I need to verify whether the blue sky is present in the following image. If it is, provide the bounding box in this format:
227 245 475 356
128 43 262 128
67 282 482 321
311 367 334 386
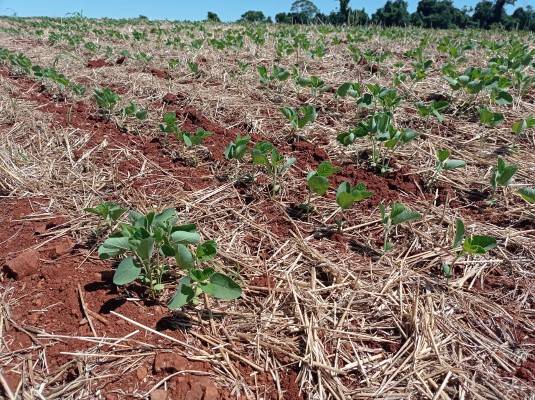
0 0 529 21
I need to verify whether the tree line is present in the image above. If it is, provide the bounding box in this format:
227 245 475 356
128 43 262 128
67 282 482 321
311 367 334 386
207 0 534 31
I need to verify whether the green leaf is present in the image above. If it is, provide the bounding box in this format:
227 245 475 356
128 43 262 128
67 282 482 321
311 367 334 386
517 187 535 204
336 82 352 97
85 201 126 222
336 182 353 209
153 208 177 227
316 161 340 177
512 117 534 135
199 273 242 300
297 106 316 129
390 203 421 225
494 90 513 106
443 159 466 170
437 149 450 163
479 108 504 127
351 182 373 202
512 120 524 134
136 238 154 263
280 107 296 122
171 230 200 244
175 244 195 269
168 277 195 309
98 236 131 259
308 174 329 196
190 268 214 282
113 256 141 285
196 240 217 261
492 157 518 189
463 235 497 255
453 218 465 248
252 141 274 165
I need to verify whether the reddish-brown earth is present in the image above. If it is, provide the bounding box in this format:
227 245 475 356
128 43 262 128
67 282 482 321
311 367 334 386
87 58 110 68
0 197 303 399
1 63 531 399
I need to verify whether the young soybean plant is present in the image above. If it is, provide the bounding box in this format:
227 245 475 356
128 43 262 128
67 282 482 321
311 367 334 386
490 157 518 194
305 161 340 212
335 182 373 231
182 128 213 147
442 219 497 278
224 134 251 161
159 112 212 147
428 149 465 187
252 141 295 195
379 203 421 252
85 201 127 227
94 208 241 307
479 108 504 128
94 87 120 118
159 112 180 145
512 116 535 135
417 100 449 123
121 101 148 121
280 105 316 137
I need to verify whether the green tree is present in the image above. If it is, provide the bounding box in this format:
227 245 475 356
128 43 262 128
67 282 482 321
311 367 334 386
492 0 515 25
349 8 369 25
206 12 221 23
275 12 293 23
290 0 320 22
372 0 411 26
412 0 459 28
240 10 267 23
511 6 535 30
473 0 495 28
340 0 351 22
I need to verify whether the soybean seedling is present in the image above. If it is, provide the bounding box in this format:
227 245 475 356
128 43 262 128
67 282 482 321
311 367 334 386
280 105 316 140
252 141 295 195
168 237 242 309
225 134 251 179
442 218 497 279
94 87 120 119
479 108 504 128
490 157 518 200
417 100 449 123
257 65 290 85
85 201 126 227
224 134 251 161
304 161 340 214
121 101 148 121
159 112 179 146
512 116 534 135
337 112 416 174
335 182 373 232
428 149 465 187
181 128 213 147
336 82 362 99
379 202 421 252
94 208 241 306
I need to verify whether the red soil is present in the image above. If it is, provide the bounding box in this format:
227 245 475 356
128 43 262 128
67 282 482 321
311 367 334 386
149 67 171 79
2 64 529 398
0 68 307 399
0 197 303 399
87 58 110 68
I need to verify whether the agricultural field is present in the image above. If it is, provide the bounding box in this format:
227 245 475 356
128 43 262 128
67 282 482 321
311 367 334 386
0 15 534 400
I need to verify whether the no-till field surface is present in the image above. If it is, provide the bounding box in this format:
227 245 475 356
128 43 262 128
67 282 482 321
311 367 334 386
0 18 534 400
